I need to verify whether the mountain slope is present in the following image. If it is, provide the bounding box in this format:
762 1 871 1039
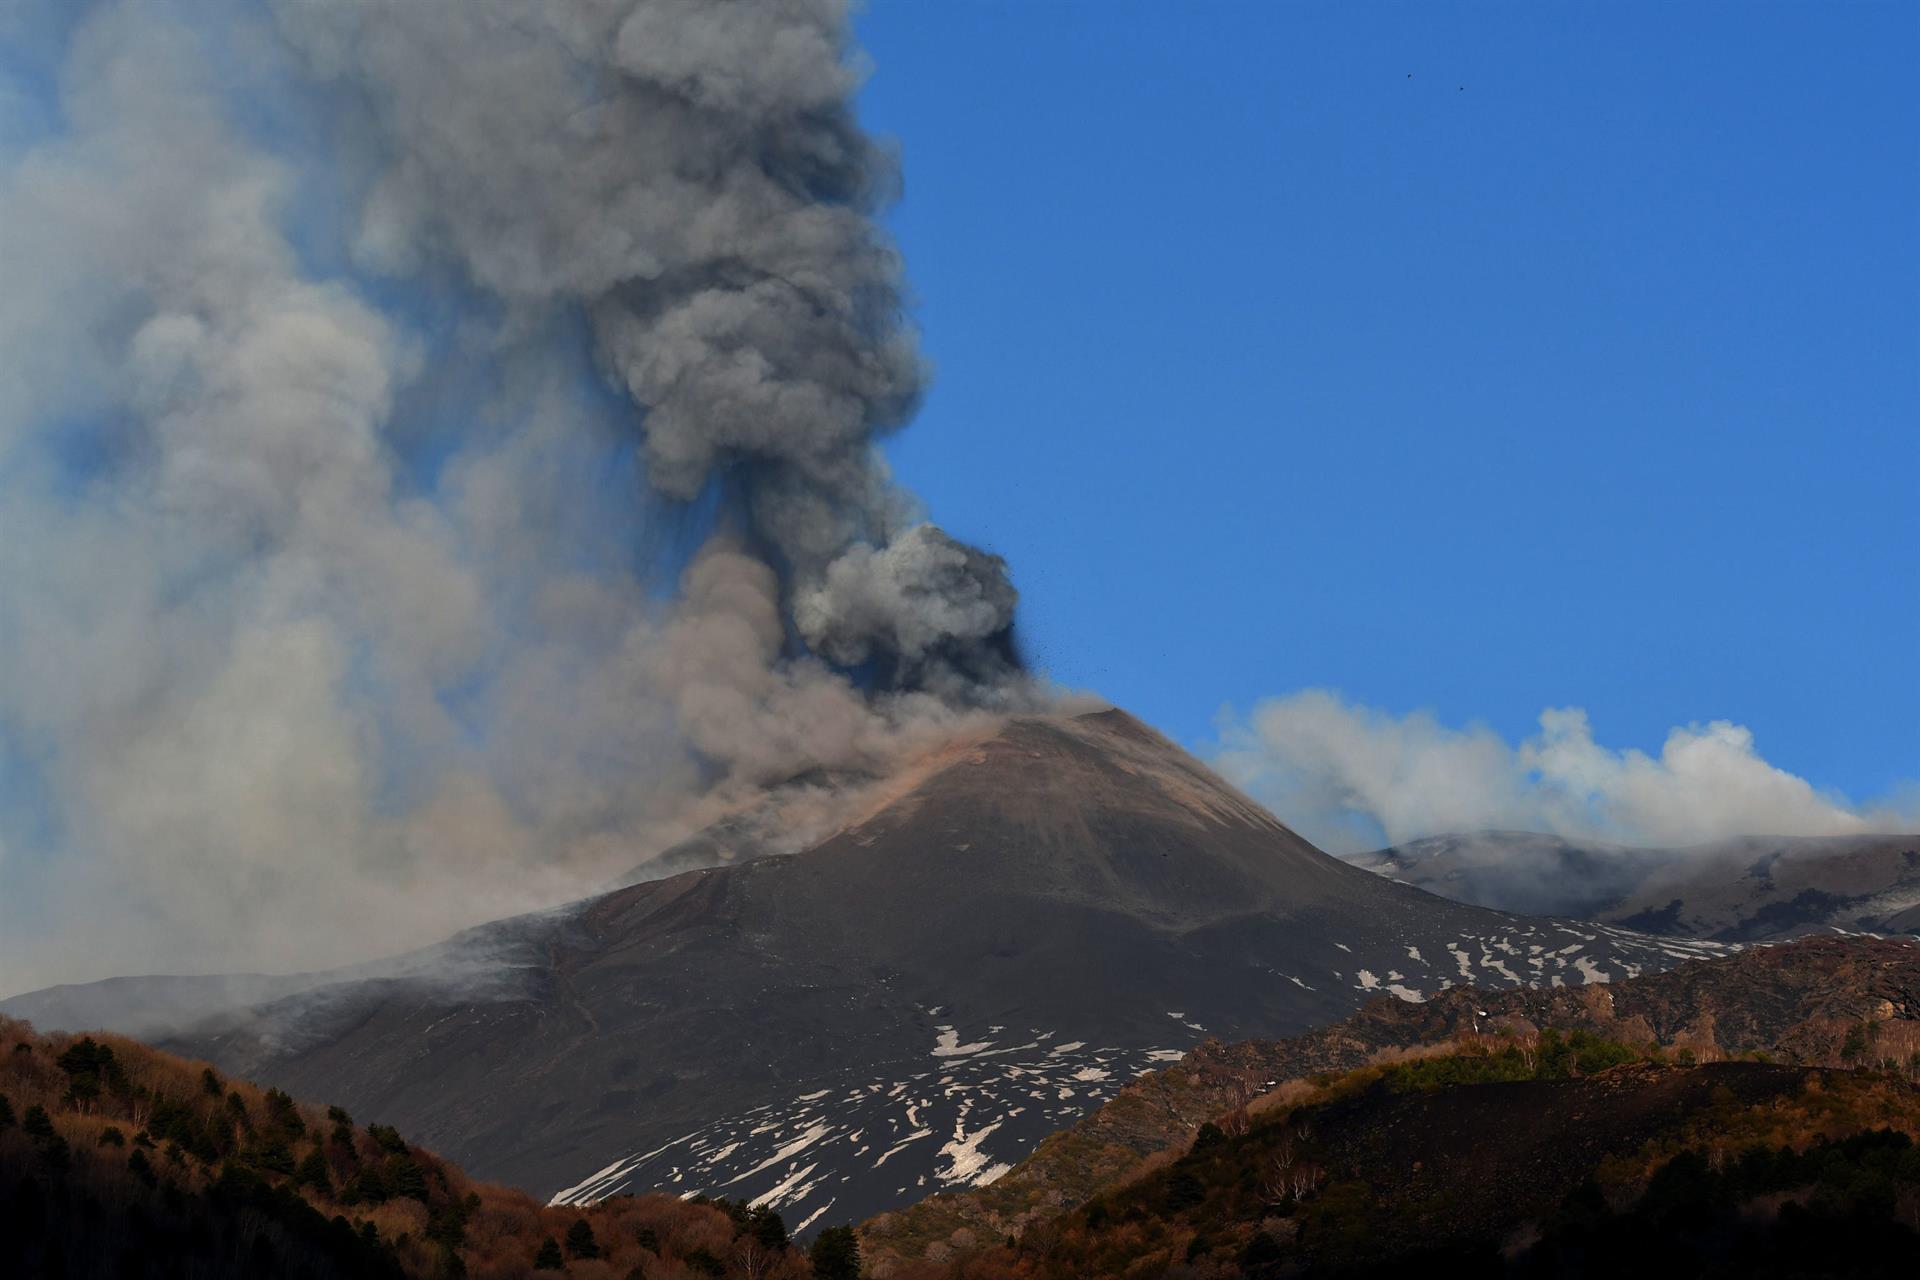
887 1053 1920 1280
6 710 1711 1233
1356 831 1920 939
864 935 1920 1274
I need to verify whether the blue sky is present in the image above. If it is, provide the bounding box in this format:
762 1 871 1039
856 1 1918 805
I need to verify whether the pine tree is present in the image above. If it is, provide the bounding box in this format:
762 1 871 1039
810 1225 861 1280
747 1205 787 1250
565 1218 600 1259
296 1148 333 1194
23 1103 55 1140
534 1236 564 1270
128 1147 158 1187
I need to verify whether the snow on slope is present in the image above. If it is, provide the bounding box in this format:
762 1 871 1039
549 921 1727 1231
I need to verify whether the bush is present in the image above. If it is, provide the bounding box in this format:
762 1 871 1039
1383 1047 1533 1092
1164 1168 1206 1212
1536 1029 1642 1078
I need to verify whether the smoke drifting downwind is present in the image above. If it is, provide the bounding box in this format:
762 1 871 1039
0 0 1040 993
1215 690 1915 856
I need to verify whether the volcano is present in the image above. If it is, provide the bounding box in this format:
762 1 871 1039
4 709 1717 1231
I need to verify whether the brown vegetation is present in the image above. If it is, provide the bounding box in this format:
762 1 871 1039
862 936 1920 1273
0 1016 835 1279
869 1039 1920 1279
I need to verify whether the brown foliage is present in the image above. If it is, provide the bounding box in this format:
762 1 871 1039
0 1016 821 1279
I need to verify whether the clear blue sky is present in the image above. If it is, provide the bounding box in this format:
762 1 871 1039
855 2 1919 802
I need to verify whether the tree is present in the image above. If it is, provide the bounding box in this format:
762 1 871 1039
265 1088 305 1135
23 1103 56 1140
296 1149 333 1194
128 1147 157 1187
201 1067 223 1096
746 1205 787 1250
533 1237 564 1270
565 1218 600 1259
385 1155 430 1203
732 1236 781 1280
811 1225 861 1280
56 1037 125 1108
1192 1122 1226 1151
0 1094 14 1131
368 1123 409 1155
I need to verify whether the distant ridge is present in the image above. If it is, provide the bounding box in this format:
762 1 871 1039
1355 830 1920 939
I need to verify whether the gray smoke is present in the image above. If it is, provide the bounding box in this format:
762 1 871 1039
271 0 1016 673
0 0 1040 994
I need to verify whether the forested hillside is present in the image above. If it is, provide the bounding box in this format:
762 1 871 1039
0 1017 859 1280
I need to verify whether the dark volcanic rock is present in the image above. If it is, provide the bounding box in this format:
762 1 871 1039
3 710 1707 1231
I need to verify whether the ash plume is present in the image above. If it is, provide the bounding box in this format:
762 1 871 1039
0 0 1039 993
270 0 1018 685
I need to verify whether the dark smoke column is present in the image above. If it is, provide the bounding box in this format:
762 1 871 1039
273 0 1019 697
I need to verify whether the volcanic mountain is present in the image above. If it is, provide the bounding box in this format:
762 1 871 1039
3 710 1713 1233
1353 830 1920 940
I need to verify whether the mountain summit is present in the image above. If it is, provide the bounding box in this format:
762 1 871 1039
7 709 1712 1231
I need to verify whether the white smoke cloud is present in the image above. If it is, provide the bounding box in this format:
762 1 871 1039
794 524 1018 669
1214 689 1908 854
